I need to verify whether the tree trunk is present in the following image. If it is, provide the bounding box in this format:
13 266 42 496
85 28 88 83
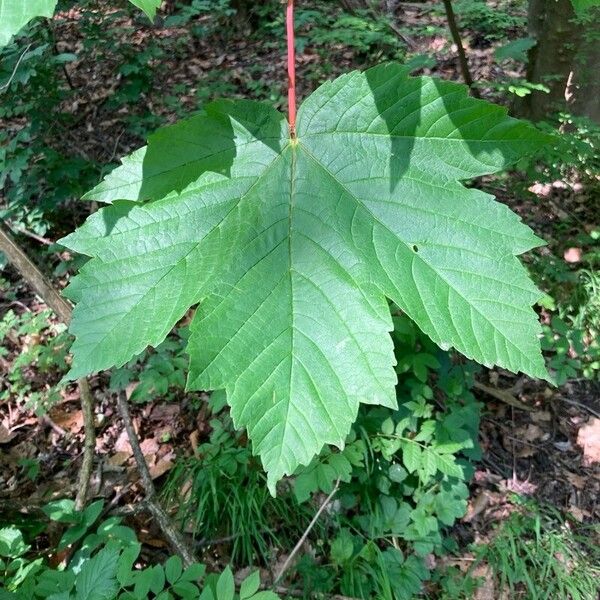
516 0 579 120
567 21 600 123
517 0 599 123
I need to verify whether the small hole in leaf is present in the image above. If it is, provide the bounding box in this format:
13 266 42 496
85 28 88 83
412 245 419 252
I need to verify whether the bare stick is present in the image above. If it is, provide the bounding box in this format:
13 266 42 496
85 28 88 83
0 223 96 510
0 224 73 324
473 381 533 412
6 221 53 246
560 397 600 420
75 378 96 510
41 414 67 436
274 479 340 584
441 0 480 98
115 391 196 566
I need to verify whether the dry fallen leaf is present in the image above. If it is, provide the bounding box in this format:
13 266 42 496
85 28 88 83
0 425 15 444
51 409 83 433
568 506 591 522
114 430 133 454
577 418 600 465
473 564 495 600
566 472 587 489
463 492 489 522
140 438 159 457
523 424 545 442
531 410 552 423
528 182 552 197
149 457 174 480
108 451 131 466
564 247 582 263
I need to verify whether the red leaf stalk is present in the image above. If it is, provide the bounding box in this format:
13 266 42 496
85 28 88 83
286 0 297 139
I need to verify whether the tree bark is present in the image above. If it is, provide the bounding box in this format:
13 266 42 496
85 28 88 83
517 0 599 123
567 18 600 123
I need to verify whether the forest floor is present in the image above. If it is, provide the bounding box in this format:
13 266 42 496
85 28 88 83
1 1 599 598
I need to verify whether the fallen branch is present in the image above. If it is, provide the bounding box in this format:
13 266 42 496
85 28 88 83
473 381 533 411
75 378 96 510
0 224 95 510
0 225 73 324
115 391 196 566
274 479 340 584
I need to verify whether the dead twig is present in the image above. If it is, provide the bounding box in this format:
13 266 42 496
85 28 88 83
473 381 533 411
0 225 73 324
338 0 416 49
559 397 600 420
75 378 96 510
6 221 53 246
0 222 195 564
274 479 340 584
115 391 196 566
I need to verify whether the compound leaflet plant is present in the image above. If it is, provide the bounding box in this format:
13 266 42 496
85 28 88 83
6 1 553 491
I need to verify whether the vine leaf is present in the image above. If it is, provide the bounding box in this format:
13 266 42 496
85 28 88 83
60 64 551 490
0 0 57 48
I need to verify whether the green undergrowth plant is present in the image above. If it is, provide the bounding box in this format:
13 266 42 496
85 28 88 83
291 314 481 599
532 231 600 384
298 7 405 61
163 393 313 566
540 311 600 385
530 114 600 191
461 499 600 599
478 78 549 100
0 21 98 236
0 499 279 600
163 0 237 37
453 0 526 43
0 307 70 412
109 328 190 404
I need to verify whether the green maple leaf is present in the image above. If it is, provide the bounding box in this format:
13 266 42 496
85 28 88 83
60 64 551 490
0 0 58 48
128 0 161 20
